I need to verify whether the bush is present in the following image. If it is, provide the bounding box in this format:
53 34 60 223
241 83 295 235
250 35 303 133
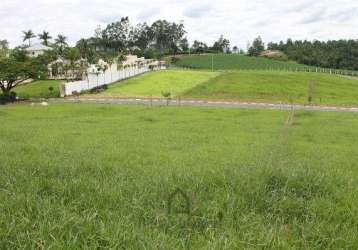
171 57 180 63
90 85 108 94
0 91 17 104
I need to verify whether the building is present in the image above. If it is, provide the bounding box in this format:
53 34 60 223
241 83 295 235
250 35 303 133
25 43 53 57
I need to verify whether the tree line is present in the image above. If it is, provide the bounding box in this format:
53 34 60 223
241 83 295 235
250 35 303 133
76 17 233 62
267 39 358 70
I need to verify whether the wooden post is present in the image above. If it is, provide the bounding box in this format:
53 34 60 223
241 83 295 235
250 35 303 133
211 54 214 72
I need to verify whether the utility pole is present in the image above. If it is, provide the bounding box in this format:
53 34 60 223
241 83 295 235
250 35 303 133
211 54 214 72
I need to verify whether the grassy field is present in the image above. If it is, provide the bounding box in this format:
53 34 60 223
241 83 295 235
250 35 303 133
175 54 316 71
1 103 358 249
89 69 358 106
184 71 358 105
14 80 61 99
91 69 219 97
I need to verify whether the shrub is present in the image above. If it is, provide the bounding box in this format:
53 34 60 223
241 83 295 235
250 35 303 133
171 57 180 63
89 85 108 94
162 91 172 106
0 91 17 104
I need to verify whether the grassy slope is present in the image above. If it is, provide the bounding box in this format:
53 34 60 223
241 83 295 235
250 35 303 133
175 54 313 71
14 80 61 99
184 71 358 105
92 69 219 97
1 104 358 248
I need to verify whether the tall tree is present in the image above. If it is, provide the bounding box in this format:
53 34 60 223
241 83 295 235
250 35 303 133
101 17 131 52
55 35 68 55
150 20 186 53
76 39 91 58
248 36 265 56
38 31 52 46
232 46 239 54
212 35 230 53
22 30 36 46
192 40 208 54
180 38 189 52
130 23 153 50
267 39 358 70
0 40 9 49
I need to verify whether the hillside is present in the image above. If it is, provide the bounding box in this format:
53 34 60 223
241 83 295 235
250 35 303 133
174 54 313 71
87 69 358 106
174 54 358 76
183 71 358 105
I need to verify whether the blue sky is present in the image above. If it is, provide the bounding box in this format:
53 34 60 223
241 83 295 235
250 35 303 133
1 0 357 49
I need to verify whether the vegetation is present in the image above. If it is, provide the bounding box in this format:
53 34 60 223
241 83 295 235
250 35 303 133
38 31 52 46
248 36 265 56
268 39 358 70
175 54 316 71
22 30 36 46
77 18 187 62
87 69 358 106
0 39 9 49
184 71 358 105
90 69 219 97
0 104 358 248
14 80 61 99
0 57 47 103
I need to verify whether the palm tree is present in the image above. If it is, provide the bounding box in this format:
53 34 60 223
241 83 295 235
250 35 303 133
55 34 68 55
22 30 36 46
76 39 89 58
38 31 52 46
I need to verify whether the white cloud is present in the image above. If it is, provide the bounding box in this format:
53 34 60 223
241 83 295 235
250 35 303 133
0 0 357 49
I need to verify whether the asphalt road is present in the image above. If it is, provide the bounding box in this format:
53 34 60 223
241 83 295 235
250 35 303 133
47 97 358 113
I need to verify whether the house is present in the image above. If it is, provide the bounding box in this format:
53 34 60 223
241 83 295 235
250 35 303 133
25 43 53 57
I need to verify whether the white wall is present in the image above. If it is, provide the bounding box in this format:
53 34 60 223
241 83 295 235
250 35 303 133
63 63 166 96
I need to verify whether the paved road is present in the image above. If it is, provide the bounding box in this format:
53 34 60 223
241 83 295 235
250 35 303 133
49 97 358 113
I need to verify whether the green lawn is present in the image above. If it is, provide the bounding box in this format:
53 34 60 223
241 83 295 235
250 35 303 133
1 103 358 249
184 71 358 105
91 69 219 97
14 80 61 99
175 54 316 71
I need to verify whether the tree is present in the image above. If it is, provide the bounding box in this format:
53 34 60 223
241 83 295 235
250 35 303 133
192 40 208 54
23 30 36 46
38 31 52 46
101 17 131 52
266 39 358 70
130 22 153 50
0 58 37 95
64 47 80 66
76 39 90 58
55 35 68 55
212 35 230 53
0 40 9 49
232 46 238 54
55 34 68 47
10 48 29 62
248 36 265 56
0 40 9 59
180 38 189 53
150 20 186 53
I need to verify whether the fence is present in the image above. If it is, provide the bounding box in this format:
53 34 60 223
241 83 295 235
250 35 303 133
62 63 166 96
179 64 358 77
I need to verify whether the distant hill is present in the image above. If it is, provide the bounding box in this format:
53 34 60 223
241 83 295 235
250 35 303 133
174 54 315 71
174 54 358 76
